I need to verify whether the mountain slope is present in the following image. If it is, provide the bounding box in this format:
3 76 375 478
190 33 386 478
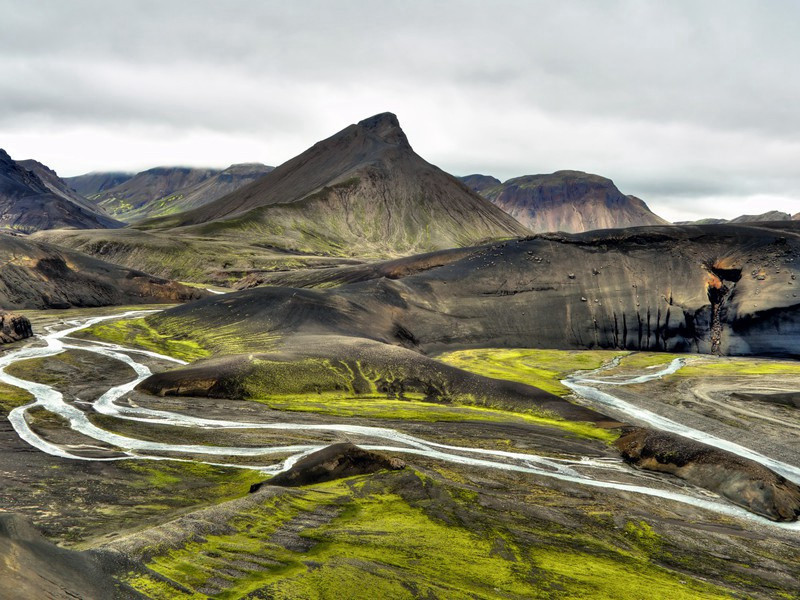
64 171 134 196
476 171 669 234
92 166 221 221
108 163 274 222
0 150 122 232
0 232 207 309
138 113 529 256
17 159 117 218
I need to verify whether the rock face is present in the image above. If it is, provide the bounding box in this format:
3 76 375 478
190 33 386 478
0 311 33 343
152 222 800 358
477 171 669 234
0 513 132 599
89 163 274 222
0 233 209 309
0 149 122 232
250 443 405 492
615 428 800 522
138 112 529 257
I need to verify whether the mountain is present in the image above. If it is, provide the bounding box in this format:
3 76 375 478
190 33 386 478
103 162 274 222
64 171 134 196
459 174 501 194
17 159 117 218
676 210 800 225
730 210 793 223
0 231 207 309
470 170 669 234
138 113 529 256
91 166 221 221
0 150 122 232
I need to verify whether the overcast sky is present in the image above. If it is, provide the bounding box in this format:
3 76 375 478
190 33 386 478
1 0 799 221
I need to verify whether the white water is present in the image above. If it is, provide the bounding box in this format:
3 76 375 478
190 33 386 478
2 311 799 530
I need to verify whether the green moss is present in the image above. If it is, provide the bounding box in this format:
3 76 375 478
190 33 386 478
676 359 800 377
76 317 211 362
126 472 734 600
0 382 34 414
437 348 622 397
251 392 616 441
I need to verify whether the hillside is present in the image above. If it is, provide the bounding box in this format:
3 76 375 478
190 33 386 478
0 150 122 232
137 113 529 256
471 170 669 233
64 171 134 196
149 222 800 358
0 232 207 309
678 211 800 225
91 166 221 221
110 163 274 222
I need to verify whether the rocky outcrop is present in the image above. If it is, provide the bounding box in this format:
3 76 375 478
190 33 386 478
0 311 33 343
250 443 405 491
615 428 800 522
480 171 669 234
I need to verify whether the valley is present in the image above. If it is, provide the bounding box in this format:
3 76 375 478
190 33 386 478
1 308 799 598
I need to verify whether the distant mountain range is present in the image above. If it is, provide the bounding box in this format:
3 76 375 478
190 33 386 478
460 171 669 233
76 163 272 222
65 171 135 196
0 149 122 232
675 210 800 225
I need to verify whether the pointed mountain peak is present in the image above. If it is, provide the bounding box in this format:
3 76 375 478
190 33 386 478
357 112 410 147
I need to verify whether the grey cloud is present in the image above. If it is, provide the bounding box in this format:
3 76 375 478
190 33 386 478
1 0 800 219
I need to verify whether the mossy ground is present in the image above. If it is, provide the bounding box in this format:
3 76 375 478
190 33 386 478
436 348 622 396
0 381 34 413
252 392 616 442
675 358 800 378
75 317 211 362
124 470 736 600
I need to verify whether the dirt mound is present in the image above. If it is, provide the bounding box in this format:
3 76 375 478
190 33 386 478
250 443 405 491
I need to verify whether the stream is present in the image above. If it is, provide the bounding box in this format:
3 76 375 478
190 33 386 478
2 309 799 531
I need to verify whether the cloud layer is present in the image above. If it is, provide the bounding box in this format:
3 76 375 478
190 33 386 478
1 0 799 221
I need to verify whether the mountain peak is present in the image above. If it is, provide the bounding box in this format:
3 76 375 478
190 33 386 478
357 112 409 147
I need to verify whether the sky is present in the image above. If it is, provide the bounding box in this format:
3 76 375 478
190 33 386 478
1 0 799 222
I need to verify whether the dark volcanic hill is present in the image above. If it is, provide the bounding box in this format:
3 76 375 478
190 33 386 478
18 159 117 218
0 150 122 232
109 162 274 222
92 166 221 221
459 174 501 194
0 232 207 309
474 171 669 234
138 113 529 256
64 171 134 196
149 222 800 358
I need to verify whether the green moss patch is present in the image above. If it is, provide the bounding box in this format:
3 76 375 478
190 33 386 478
125 471 734 600
436 348 623 396
0 382 34 413
76 317 211 362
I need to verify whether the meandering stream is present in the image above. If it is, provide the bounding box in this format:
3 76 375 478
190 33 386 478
2 310 799 530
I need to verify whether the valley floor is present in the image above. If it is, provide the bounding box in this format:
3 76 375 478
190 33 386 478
1 308 799 599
